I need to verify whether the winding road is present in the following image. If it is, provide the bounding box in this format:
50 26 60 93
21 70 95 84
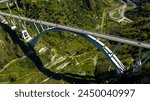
109 0 137 23
0 0 8 3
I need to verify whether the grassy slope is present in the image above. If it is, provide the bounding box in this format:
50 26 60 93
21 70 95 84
0 0 149 84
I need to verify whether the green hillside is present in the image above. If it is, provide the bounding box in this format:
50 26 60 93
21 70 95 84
0 0 150 84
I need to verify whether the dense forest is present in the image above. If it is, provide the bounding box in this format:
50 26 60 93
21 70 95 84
0 0 150 84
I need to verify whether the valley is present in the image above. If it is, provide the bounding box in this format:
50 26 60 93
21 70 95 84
0 0 150 84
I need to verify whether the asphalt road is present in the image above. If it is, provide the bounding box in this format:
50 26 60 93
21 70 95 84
109 0 136 23
0 0 8 3
0 12 150 49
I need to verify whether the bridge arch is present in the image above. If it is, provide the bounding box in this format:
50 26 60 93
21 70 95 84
29 27 125 75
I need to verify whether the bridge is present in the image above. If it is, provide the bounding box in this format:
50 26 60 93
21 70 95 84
0 0 150 75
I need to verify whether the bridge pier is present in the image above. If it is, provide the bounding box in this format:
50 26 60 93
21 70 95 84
21 30 32 42
133 47 142 73
34 22 40 33
4 1 17 30
0 15 8 24
111 43 121 57
133 47 150 73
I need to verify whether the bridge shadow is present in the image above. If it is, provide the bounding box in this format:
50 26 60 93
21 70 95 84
0 23 96 84
1 23 148 84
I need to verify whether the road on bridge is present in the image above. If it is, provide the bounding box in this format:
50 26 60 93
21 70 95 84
0 12 150 49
